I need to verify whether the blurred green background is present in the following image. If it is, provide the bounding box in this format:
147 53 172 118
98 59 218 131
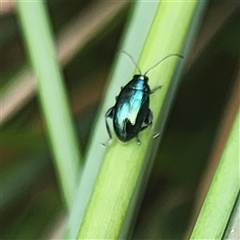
1 1 239 239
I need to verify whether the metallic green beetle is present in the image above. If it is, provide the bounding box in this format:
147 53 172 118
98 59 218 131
103 52 183 145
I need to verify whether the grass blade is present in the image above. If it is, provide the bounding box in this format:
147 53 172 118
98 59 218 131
74 1 206 239
190 107 239 238
64 2 159 238
17 1 81 208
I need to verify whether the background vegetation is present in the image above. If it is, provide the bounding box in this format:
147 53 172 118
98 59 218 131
1 1 239 239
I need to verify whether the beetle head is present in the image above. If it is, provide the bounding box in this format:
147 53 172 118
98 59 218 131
133 74 149 83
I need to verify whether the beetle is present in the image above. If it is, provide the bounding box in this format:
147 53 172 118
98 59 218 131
103 51 183 146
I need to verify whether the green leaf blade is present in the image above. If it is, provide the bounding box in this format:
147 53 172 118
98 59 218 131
17 1 82 209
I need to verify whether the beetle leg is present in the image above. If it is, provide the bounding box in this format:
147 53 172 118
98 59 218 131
135 109 153 145
135 126 147 145
153 132 160 138
140 126 148 131
136 135 141 145
102 107 114 146
144 109 153 127
150 85 163 94
143 109 161 139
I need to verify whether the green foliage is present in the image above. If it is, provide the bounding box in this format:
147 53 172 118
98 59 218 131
190 111 239 239
75 1 203 239
17 1 81 208
1 1 239 239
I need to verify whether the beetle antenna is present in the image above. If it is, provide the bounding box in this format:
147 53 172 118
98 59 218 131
121 50 142 75
144 54 183 76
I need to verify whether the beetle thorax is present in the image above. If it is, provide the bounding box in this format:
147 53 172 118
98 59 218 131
128 74 150 92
